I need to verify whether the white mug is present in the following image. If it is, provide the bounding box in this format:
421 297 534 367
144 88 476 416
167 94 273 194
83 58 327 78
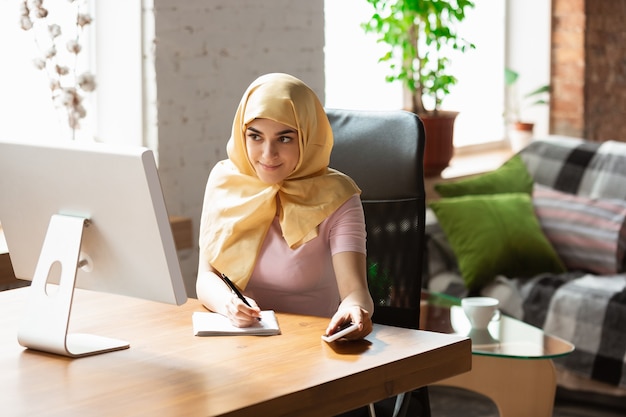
461 297 500 329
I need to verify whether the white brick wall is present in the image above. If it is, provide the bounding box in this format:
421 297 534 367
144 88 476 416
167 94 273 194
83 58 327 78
150 1 325 296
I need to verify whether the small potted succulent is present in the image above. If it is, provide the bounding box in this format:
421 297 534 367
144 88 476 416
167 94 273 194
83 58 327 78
504 67 550 150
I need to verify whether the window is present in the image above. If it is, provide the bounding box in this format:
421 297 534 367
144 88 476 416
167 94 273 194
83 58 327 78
324 0 506 148
92 0 145 147
1 0 96 143
324 1 403 111
0 0 144 147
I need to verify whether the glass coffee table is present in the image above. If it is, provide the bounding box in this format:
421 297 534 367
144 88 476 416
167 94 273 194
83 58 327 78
421 291 574 417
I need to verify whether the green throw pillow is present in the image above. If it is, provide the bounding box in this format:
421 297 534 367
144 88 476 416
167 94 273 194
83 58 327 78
435 155 534 197
429 193 565 291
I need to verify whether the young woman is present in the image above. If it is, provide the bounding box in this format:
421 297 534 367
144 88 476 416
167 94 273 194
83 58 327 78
196 73 373 340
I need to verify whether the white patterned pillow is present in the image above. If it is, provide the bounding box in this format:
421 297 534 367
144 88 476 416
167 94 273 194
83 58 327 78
533 184 626 274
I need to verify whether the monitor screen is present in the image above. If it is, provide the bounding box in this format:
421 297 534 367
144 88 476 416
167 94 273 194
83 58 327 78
0 139 188 357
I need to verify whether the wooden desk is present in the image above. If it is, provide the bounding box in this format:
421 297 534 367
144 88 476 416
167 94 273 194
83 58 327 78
0 288 471 417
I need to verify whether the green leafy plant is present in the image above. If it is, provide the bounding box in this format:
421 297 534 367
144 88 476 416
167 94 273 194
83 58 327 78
504 67 550 124
362 0 475 114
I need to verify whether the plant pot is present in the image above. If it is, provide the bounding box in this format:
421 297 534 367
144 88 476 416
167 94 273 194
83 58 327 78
513 121 534 132
509 121 534 152
419 111 459 177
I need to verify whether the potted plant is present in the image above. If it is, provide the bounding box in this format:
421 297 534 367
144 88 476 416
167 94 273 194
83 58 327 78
504 67 550 151
362 0 475 176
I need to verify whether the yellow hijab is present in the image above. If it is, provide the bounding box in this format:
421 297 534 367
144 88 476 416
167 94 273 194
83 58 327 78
199 73 360 289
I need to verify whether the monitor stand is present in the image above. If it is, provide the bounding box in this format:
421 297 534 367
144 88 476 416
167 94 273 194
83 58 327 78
17 214 130 358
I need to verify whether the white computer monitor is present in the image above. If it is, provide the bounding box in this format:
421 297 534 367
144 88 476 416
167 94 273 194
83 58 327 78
0 139 188 357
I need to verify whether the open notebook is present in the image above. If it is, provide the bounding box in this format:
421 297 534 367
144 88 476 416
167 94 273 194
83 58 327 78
192 310 281 336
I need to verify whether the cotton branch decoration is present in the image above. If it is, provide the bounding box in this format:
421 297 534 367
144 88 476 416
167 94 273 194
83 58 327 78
19 0 95 140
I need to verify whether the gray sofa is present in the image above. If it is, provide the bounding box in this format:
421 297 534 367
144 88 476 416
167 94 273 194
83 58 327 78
426 136 626 407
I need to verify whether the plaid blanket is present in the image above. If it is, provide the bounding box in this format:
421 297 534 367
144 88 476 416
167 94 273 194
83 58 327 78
521 272 626 388
519 135 626 200
518 137 626 388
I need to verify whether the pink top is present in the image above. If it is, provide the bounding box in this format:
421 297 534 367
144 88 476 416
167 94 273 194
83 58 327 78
244 194 366 317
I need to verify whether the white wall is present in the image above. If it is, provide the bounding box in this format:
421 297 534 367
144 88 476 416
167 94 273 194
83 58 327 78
150 0 325 296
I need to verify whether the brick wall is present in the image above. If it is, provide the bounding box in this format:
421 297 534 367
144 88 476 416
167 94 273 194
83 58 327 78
551 0 626 142
149 1 325 295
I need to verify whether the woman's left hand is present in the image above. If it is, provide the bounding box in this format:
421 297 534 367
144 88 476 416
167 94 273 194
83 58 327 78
325 305 373 341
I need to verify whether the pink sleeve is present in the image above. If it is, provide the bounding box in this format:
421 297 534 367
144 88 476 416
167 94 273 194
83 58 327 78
328 194 367 256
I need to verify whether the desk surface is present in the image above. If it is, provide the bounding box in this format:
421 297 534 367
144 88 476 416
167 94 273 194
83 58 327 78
0 287 471 417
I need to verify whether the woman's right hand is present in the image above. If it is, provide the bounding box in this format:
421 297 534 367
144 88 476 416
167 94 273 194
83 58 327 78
196 262 262 327
225 294 262 327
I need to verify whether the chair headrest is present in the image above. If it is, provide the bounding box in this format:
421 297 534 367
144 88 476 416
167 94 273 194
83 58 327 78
326 108 425 201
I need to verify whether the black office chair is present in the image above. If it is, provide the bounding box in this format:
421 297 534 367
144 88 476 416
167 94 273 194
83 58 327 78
327 108 430 417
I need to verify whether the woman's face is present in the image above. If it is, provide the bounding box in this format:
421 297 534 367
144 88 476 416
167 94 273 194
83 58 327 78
245 118 300 184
